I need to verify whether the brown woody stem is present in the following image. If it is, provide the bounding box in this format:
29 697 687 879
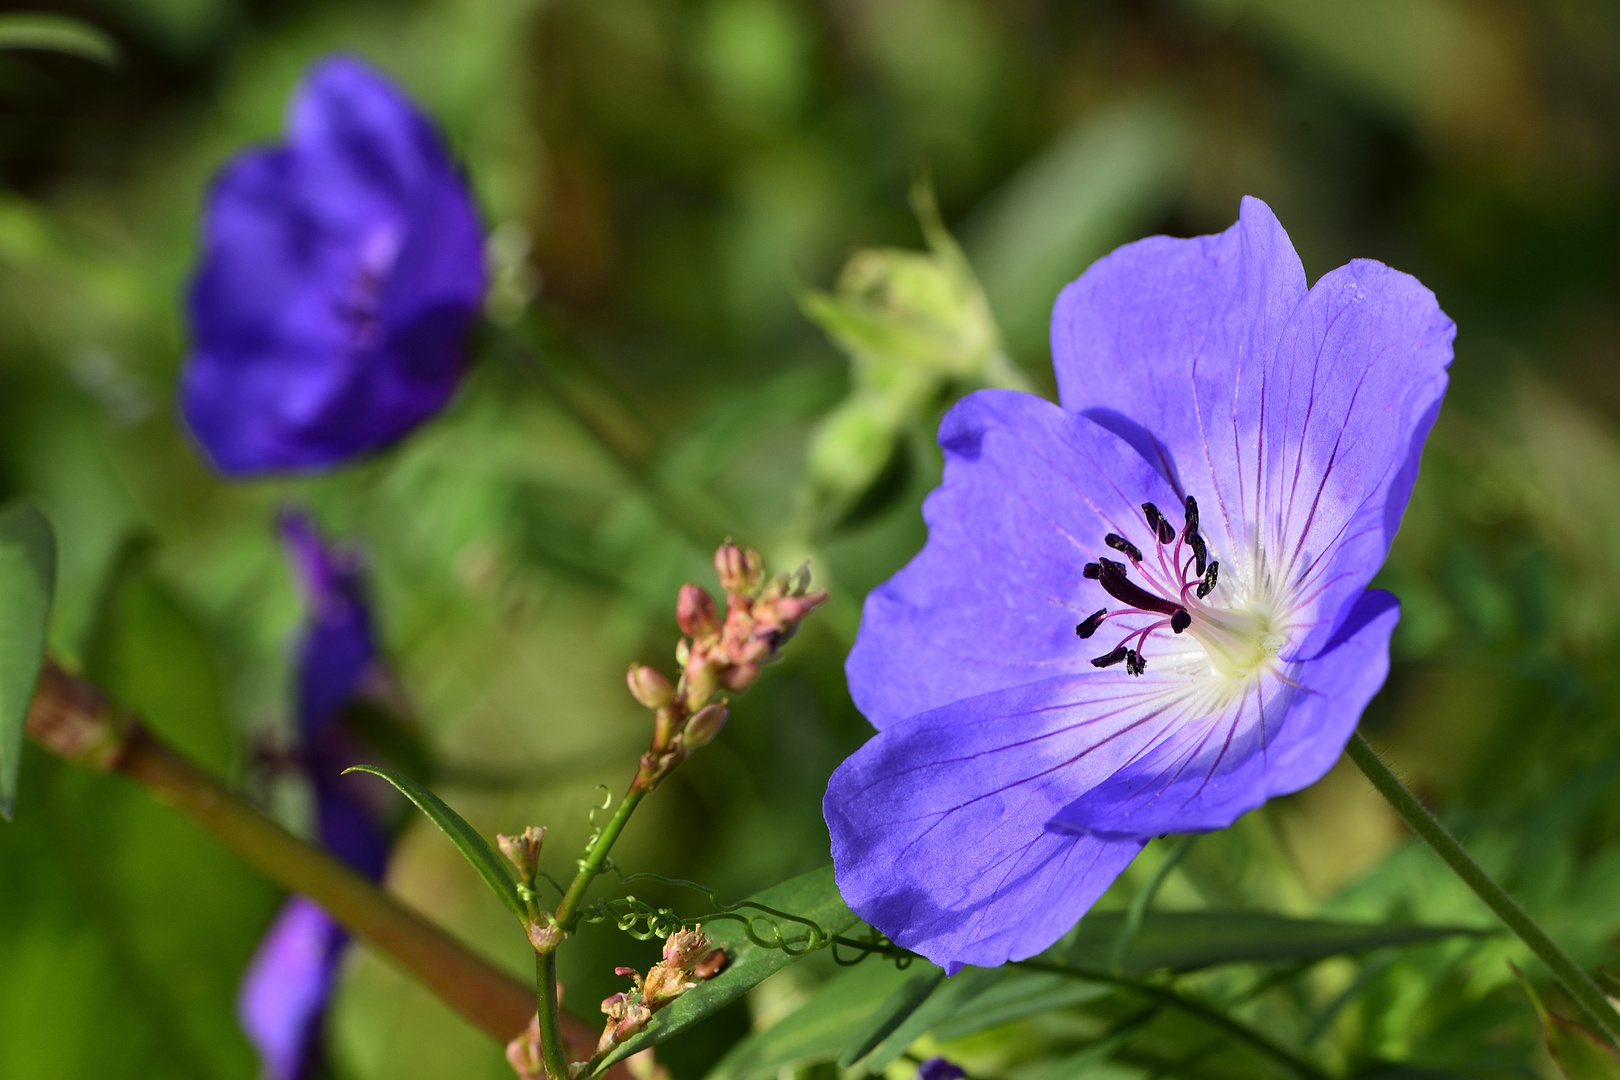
24 659 619 1070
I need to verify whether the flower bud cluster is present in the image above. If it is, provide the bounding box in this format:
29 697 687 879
592 927 725 1062
627 542 827 791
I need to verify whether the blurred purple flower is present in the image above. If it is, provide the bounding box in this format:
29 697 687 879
825 198 1454 972
916 1058 966 1080
239 512 391 1080
181 55 485 476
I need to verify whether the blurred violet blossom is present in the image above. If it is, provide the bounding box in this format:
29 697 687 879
916 1058 966 1080
239 512 391 1080
181 55 485 476
824 198 1455 972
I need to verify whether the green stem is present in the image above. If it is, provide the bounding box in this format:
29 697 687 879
1346 732 1620 1046
528 784 651 1078
537 950 570 1080
554 786 647 931
1012 959 1330 1080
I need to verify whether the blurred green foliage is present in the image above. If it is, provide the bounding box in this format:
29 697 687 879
3 0 1620 1078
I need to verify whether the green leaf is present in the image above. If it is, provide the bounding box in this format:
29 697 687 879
706 961 916 1080
861 966 1002 1071
343 764 525 920
600 864 860 1071
0 502 56 821
928 969 1111 1041
1061 910 1486 975
837 965 946 1067
0 14 119 66
1517 967 1620 1080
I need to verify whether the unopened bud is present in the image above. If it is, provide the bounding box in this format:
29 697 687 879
722 663 759 693
694 948 727 980
715 542 764 595
506 1016 543 1080
676 584 719 638
684 704 728 750
626 664 673 709
683 661 720 710
497 826 546 886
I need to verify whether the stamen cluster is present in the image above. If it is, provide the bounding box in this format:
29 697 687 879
1076 496 1220 676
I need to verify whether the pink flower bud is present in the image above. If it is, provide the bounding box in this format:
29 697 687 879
722 663 759 692
715 542 764 594
694 948 727 980
683 661 721 710
684 703 728 749
676 583 719 638
626 664 674 709
496 826 546 885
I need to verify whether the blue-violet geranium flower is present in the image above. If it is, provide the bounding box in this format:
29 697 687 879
824 198 1455 972
239 512 392 1080
181 55 485 476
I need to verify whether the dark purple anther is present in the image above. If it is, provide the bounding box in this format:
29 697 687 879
1075 608 1108 639
1093 559 1186 619
181 55 486 477
1104 533 1143 562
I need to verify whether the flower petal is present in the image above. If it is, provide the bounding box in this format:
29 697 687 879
1051 195 1306 521
1047 589 1401 840
824 673 1229 969
238 897 347 1080
845 389 1182 729
1251 262 1452 658
1051 196 1452 654
180 56 482 476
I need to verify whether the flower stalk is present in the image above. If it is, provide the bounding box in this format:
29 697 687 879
1346 732 1620 1046
512 541 826 1080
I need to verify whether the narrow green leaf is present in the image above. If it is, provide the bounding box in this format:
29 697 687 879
0 14 119 66
706 961 915 1080
837 965 945 1067
862 966 1002 1071
600 864 860 1071
1063 910 1486 975
0 502 55 821
928 970 1111 1041
344 764 525 920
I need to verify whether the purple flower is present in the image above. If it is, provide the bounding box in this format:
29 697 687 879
916 1058 966 1080
825 198 1454 972
181 55 485 476
240 513 391 1080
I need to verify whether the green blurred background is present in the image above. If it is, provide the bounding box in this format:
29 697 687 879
3 0 1620 1078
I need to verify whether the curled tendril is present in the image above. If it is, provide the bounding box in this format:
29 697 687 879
575 868 923 968
577 786 616 871
577 895 687 941
832 928 915 968
575 869 862 957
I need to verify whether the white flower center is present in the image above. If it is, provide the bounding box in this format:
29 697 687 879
1078 497 1296 687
